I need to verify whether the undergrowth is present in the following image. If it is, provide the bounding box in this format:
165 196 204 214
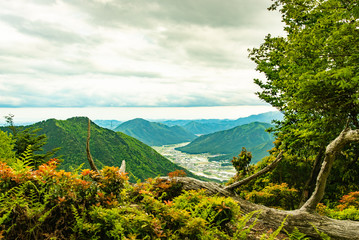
0 159 330 239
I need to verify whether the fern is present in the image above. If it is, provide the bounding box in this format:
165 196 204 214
260 215 289 240
69 162 85 175
10 145 34 172
233 210 260 239
311 224 331 240
285 227 310 240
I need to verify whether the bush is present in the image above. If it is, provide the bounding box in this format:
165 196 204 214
316 192 359 221
245 183 298 210
0 160 260 239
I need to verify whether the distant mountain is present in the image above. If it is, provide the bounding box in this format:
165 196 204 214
176 122 275 163
114 118 197 146
230 111 283 126
182 121 222 136
25 117 197 181
161 111 283 135
94 120 123 130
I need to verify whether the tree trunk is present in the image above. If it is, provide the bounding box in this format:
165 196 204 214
299 148 324 207
300 127 359 212
164 176 359 240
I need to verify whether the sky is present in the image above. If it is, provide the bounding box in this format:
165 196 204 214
0 0 284 123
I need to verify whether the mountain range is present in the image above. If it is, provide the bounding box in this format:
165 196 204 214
94 111 283 135
176 122 275 163
161 111 282 135
114 118 197 146
18 117 198 181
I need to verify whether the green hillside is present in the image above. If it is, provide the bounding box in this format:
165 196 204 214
28 117 197 181
177 122 274 163
114 118 197 146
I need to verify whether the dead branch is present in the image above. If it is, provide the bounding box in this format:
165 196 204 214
224 151 283 191
86 118 100 174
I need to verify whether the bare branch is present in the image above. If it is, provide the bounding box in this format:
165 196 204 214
86 118 100 174
224 151 283 191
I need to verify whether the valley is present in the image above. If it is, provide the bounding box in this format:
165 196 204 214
153 143 236 182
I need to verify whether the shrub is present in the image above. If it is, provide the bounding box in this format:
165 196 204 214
245 183 298 209
0 160 261 239
316 192 359 221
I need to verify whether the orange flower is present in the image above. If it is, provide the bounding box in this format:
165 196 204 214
81 169 91 176
164 200 173 206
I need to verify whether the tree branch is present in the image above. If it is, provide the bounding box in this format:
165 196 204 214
86 118 100 174
224 151 283 191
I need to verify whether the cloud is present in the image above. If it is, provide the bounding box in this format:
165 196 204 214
0 0 284 108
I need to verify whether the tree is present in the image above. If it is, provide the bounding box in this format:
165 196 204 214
249 0 359 211
4 115 59 168
231 147 252 176
0 130 16 162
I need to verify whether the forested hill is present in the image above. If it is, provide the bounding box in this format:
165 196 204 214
177 122 275 163
114 118 197 146
26 117 197 180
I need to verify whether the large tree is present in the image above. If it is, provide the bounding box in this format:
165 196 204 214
249 0 359 211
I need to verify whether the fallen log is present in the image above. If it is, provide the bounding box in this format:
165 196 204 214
162 176 359 240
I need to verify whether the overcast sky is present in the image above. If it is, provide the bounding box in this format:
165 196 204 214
0 0 284 122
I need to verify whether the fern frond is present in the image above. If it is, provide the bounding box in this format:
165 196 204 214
11 145 34 171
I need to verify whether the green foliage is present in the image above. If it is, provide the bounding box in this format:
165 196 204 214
249 0 359 208
245 183 298 210
232 147 252 175
312 225 331 240
0 153 337 239
227 151 307 210
285 227 310 240
2 115 59 168
0 157 265 240
0 130 15 162
172 189 240 228
260 216 288 240
316 192 359 221
177 122 275 163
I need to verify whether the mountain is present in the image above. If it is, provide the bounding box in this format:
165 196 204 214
182 121 222 135
161 111 283 135
114 118 197 146
230 111 283 127
176 122 275 163
25 117 197 181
